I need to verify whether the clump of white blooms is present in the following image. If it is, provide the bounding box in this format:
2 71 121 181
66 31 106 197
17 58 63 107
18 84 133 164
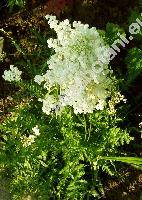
2 65 22 82
35 15 116 114
21 125 40 147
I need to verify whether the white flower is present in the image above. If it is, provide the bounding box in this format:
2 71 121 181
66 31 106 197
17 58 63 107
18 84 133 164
21 126 40 147
32 125 40 136
21 135 36 147
36 16 116 115
139 122 142 128
22 195 32 200
34 75 45 85
28 135 36 142
95 99 105 110
2 65 22 82
40 95 58 115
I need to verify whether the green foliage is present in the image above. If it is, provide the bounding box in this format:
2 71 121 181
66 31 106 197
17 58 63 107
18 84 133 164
102 157 142 170
8 0 25 11
0 101 133 199
139 0 142 8
125 48 142 83
128 9 142 40
105 23 126 45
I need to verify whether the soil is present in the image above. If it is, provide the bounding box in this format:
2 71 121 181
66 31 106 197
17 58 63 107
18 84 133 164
101 167 142 200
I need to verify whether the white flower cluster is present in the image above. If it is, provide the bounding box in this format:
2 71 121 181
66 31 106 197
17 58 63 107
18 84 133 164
108 92 127 114
2 65 22 82
21 125 40 147
35 15 114 114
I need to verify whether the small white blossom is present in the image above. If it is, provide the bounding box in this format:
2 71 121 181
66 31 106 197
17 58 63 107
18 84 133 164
40 95 58 115
139 122 142 128
22 195 32 200
21 135 36 147
32 125 40 136
96 99 105 110
21 126 40 147
34 75 45 85
0 52 6 61
2 65 22 82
